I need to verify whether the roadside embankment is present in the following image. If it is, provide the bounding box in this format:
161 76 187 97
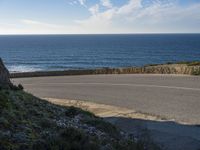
10 63 200 78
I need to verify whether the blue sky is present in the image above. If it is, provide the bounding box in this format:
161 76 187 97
0 0 200 34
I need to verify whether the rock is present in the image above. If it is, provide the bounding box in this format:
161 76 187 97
0 58 12 87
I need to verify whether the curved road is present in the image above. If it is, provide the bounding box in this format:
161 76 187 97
13 74 200 124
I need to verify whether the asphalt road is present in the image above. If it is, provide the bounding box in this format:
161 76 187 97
13 74 200 124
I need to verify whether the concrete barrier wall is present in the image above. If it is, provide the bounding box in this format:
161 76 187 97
10 64 200 78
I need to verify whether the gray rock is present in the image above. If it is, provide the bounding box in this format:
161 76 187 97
0 58 11 87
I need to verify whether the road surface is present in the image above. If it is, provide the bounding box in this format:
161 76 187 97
13 74 200 124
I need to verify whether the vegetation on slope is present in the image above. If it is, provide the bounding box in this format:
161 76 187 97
0 87 160 150
147 61 200 66
176 61 200 66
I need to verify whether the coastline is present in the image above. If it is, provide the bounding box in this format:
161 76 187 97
10 62 200 78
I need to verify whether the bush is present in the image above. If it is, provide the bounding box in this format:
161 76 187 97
10 84 24 91
60 127 85 142
187 61 200 66
192 70 200 75
18 84 24 90
39 119 53 129
32 128 100 150
65 106 95 118
0 92 9 111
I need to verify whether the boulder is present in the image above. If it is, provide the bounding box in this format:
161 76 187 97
0 58 12 87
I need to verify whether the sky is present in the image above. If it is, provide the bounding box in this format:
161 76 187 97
0 0 200 34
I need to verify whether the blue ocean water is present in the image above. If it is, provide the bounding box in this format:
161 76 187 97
0 34 200 72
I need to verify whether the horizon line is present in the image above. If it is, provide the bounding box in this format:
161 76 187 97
0 33 200 36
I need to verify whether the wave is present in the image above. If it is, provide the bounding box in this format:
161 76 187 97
8 65 43 73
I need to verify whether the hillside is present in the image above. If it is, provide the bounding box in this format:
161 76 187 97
1 88 163 150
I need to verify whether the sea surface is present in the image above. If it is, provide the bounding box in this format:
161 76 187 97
0 34 200 72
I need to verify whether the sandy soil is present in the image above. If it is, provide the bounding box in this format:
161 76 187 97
45 98 165 122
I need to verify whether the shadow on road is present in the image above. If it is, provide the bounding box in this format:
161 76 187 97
105 117 200 150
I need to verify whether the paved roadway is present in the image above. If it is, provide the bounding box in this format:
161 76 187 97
13 74 200 124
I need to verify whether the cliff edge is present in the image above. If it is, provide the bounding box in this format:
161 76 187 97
0 58 12 87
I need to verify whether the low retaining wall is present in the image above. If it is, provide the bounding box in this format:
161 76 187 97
10 64 200 78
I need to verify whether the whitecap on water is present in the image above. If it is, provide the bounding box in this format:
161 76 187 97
8 65 43 73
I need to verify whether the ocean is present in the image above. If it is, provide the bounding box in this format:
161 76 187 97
0 34 200 72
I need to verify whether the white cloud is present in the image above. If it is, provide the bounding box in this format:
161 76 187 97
117 0 141 15
89 4 99 15
1 0 200 34
100 0 112 8
68 1 78 6
78 0 86 6
68 0 86 7
21 19 62 28
75 0 200 33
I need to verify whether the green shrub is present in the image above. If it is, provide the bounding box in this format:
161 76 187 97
176 61 200 66
65 106 80 117
32 128 100 150
166 62 173 65
39 119 54 129
59 128 99 150
10 84 24 91
187 61 200 66
0 140 13 150
0 117 10 128
192 70 200 75
60 127 85 142
65 106 95 118
0 92 9 111
18 84 24 90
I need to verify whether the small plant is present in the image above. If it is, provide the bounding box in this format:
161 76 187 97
176 61 200 66
10 84 24 91
192 70 200 75
60 127 85 142
18 84 24 90
65 106 80 117
0 92 9 111
32 128 100 150
166 62 173 64
187 61 200 66
39 119 53 128
65 106 95 118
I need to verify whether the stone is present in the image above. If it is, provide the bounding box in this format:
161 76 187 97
0 58 12 87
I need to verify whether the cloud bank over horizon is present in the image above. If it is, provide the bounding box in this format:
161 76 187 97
0 0 200 34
